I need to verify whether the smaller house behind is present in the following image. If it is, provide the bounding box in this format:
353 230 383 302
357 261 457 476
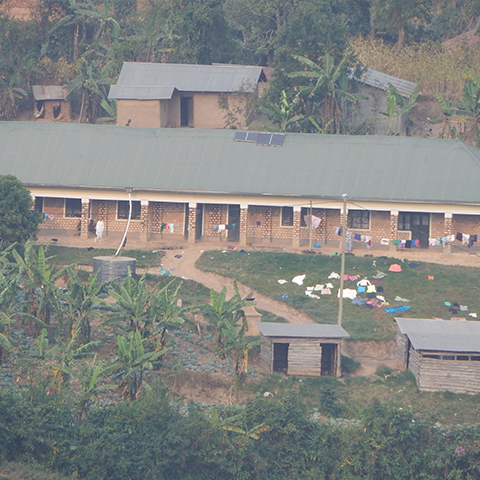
32 85 71 122
256 323 350 377
395 318 480 393
108 62 267 129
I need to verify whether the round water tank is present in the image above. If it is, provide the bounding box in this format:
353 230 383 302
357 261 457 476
93 256 136 284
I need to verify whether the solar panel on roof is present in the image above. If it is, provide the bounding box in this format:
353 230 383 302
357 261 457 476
234 131 247 142
245 132 259 143
271 134 285 147
257 132 272 146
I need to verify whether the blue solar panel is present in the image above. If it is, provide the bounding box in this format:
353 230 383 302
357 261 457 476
271 134 285 147
234 131 247 141
245 132 260 143
257 132 272 146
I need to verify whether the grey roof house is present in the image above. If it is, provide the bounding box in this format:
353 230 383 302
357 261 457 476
108 62 267 129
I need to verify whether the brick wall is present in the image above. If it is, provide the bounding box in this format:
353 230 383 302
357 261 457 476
117 99 160 128
149 202 186 235
39 197 81 230
203 204 228 240
451 214 480 246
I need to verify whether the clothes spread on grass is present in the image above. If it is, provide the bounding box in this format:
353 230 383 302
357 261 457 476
384 305 411 314
388 264 402 272
292 274 306 286
395 296 410 303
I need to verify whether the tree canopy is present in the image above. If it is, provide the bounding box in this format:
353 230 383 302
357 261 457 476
0 175 41 247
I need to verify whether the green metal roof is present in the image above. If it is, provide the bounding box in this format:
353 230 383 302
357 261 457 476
1 122 480 204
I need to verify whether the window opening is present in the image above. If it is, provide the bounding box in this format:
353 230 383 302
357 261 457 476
65 198 82 218
118 200 141 220
35 197 44 213
348 210 370 229
281 206 293 226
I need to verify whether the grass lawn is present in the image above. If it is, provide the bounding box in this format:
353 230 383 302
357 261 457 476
38 245 165 269
196 251 480 341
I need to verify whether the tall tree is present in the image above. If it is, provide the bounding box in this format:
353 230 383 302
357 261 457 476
371 0 432 47
0 176 41 248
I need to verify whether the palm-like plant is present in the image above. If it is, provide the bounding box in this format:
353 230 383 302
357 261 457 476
12 242 68 328
201 282 254 353
289 53 357 133
112 331 167 401
432 92 457 139
217 318 264 379
0 69 27 120
59 267 108 344
382 81 421 135
260 90 304 132
57 353 115 421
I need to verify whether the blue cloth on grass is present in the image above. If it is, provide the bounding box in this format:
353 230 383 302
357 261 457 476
384 305 411 314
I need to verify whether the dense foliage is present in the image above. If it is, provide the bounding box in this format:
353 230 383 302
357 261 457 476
1 0 480 133
1 386 480 480
0 175 41 247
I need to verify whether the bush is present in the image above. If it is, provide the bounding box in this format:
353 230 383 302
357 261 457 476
375 365 393 378
341 355 360 375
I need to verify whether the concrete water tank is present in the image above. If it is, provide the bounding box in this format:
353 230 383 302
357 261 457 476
93 256 136 284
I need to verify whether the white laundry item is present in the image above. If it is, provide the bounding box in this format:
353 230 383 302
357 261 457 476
325 283 334 289
306 286 314 291
376 295 385 302
277 279 288 285
314 284 324 291
357 278 371 287
168 224 174 233
218 224 226 231
292 274 306 286
328 271 340 280
321 288 331 295
95 220 104 241
337 288 357 300
469 313 477 318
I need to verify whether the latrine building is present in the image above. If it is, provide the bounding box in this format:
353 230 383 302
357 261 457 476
1 122 480 253
257 323 349 377
395 318 480 393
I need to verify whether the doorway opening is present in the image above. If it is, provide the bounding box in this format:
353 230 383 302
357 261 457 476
195 203 204 240
180 97 193 127
228 204 240 242
273 343 288 373
320 343 337 376
399 212 430 248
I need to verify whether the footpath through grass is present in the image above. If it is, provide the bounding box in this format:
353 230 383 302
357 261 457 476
196 251 480 341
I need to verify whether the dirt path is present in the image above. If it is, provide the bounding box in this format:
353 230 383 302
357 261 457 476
160 248 316 324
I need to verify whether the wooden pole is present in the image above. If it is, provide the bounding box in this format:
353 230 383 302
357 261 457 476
337 194 348 326
309 200 313 250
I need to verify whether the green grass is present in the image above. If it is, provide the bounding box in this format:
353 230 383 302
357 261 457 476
196 251 480 341
39 245 165 269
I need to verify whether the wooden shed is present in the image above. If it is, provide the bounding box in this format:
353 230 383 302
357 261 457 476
395 318 480 393
256 323 349 377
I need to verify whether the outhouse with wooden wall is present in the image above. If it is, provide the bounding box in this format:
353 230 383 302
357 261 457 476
256 323 349 377
395 318 480 393
33 85 71 122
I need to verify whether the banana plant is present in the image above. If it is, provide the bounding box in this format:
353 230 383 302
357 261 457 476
382 81 421 135
112 331 168 401
201 282 254 353
57 353 116 421
59 267 108 344
217 318 264 379
11 241 69 326
432 92 457 139
209 407 269 439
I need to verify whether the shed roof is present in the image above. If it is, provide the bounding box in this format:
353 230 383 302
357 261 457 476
2 123 480 205
32 86 68 100
355 68 417 98
395 318 480 353
109 63 265 100
256 322 349 338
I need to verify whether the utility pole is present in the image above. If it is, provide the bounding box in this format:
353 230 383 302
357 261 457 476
308 200 313 250
337 194 348 326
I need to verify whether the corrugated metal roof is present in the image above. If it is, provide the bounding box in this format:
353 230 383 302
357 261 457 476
356 68 417 98
32 85 68 100
1 123 480 204
108 85 175 100
109 63 264 100
395 318 480 353
256 322 349 338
